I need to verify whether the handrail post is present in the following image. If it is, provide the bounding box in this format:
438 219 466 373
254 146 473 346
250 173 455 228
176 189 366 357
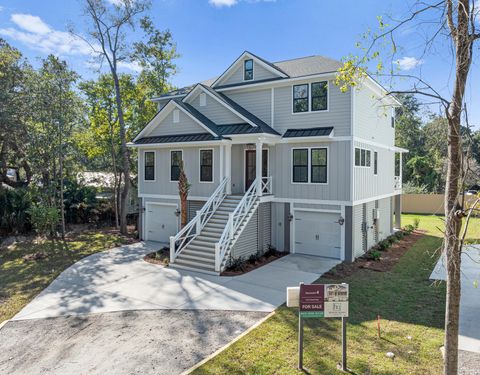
215 243 220 272
195 210 201 235
169 236 175 263
229 212 234 239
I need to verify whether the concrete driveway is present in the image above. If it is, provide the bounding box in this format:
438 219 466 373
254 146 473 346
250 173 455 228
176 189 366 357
430 244 480 353
13 241 340 320
1 242 339 375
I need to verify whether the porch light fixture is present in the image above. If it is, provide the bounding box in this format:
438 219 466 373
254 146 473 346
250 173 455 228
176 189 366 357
337 216 345 226
287 213 294 222
174 208 181 217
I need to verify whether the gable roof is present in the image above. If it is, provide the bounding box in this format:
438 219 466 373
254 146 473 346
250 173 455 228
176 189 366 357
210 51 289 88
132 99 218 142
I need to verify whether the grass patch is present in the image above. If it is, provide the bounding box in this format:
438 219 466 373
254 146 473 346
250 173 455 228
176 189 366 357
0 230 135 322
193 216 450 375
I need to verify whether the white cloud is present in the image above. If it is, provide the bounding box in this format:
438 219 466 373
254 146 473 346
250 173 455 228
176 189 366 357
118 60 142 72
11 14 51 34
209 0 275 7
395 56 424 71
209 0 237 6
0 13 141 73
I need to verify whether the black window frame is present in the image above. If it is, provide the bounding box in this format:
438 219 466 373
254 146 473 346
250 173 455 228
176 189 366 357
244 59 253 81
293 84 309 113
292 148 309 183
366 150 371 167
311 148 328 184
374 151 378 175
199 149 213 182
170 150 182 182
311 81 328 111
355 148 361 166
144 151 155 181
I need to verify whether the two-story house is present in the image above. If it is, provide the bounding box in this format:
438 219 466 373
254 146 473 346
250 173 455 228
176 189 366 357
129 51 406 274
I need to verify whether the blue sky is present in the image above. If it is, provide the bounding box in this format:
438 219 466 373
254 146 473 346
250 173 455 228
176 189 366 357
0 0 478 127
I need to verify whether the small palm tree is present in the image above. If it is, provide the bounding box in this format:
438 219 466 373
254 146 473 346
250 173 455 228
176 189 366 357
178 160 190 228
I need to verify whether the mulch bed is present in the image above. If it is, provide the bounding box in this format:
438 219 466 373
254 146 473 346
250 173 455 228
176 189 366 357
323 230 425 279
144 247 170 266
221 251 289 276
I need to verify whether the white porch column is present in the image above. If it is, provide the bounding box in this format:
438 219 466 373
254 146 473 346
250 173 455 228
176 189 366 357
256 141 263 196
225 143 232 194
399 152 403 187
219 145 224 183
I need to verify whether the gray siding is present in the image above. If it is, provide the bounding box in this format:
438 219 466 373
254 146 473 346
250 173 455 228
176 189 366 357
218 59 279 87
188 91 243 125
258 202 272 252
138 146 220 198
353 140 395 201
148 108 205 137
365 200 376 250
377 197 392 240
187 200 206 222
273 80 351 136
225 88 272 126
353 83 394 146
272 141 351 202
352 204 364 258
271 202 286 251
230 209 259 259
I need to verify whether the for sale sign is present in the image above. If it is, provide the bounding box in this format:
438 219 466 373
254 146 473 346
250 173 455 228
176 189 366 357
299 284 325 318
298 284 349 318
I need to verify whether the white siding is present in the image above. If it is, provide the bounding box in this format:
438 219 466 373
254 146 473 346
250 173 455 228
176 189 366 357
353 140 395 201
353 83 394 146
377 197 392 240
230 209 259 259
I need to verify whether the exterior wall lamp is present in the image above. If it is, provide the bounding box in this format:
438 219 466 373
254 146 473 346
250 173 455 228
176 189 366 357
287 213 294 222
174 208 181 217
337 217 345 226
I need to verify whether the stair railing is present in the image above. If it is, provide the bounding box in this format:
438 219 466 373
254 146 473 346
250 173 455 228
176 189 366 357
170 177 229 263
214 178 259 272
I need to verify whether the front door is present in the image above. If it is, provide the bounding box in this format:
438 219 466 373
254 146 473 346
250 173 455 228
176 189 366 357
245 149 268 191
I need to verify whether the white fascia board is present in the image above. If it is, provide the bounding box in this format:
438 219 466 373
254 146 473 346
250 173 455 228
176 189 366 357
280 134 334 144
133 100 217 142
391 146 409 153
129 140 230 149
227 133 281 144
363 75 402 107
150 94 185 102
211 51 288 88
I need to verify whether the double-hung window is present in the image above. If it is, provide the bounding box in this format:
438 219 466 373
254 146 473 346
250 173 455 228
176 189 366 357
200 149 213 182
292 149 308 182
292 148 328 183
355 147 373 168
311 148 327 183
144 151 155 181
293 84 309 113
170 150 182 181
244 59 253 81
311 81 328 111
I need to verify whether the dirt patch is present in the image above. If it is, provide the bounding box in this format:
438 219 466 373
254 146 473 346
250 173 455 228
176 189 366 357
144 247 170 266
23 252 48 262
323 231 424 279
221 251 289 276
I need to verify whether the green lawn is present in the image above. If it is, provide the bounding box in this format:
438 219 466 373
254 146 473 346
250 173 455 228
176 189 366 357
403 213 480 243
0 230 135 322
193 215 457 375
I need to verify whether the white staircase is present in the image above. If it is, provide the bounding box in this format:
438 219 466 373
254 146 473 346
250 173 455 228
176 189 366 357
172 195 244 273
169 177 262 275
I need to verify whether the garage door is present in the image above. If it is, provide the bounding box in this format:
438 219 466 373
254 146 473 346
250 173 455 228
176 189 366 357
145 204 178 243
294 211 341 258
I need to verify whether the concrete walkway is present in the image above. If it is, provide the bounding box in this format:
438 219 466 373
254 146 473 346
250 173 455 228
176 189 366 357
430 244 480 354
13 241 340 320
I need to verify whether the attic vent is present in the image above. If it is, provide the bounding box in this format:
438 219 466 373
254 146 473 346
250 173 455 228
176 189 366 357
173 109 180 123
200 93 206 107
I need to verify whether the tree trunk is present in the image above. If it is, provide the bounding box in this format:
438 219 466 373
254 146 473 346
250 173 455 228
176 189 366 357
443 2 472 373
112 70 130 235
110 123 120 229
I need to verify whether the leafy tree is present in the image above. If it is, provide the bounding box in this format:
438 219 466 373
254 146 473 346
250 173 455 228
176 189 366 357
405 155 440 192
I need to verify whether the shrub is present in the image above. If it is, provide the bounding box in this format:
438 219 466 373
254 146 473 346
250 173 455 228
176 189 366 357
27 205 59 237
367 250 381 261
226 256 246 271
386 236 397 245
413 218 420 230
394 231 405 240
378 240 390 251
0 187 32 234
404 224 415 233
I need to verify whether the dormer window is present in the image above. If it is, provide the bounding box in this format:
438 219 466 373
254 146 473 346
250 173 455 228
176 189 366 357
244 59 253 81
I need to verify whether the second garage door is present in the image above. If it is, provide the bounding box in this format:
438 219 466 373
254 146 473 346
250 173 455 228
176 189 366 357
145 203 178 243
294 210 341 259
